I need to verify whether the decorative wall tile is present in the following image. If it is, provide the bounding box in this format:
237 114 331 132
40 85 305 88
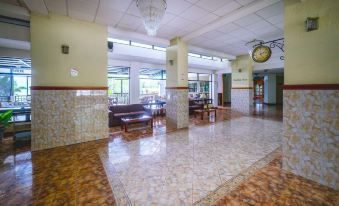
31 90 108 151
165 89 189 128
231 89 253 114
283 90 339 190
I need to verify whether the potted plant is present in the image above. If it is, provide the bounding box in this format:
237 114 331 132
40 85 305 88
0 110 13 141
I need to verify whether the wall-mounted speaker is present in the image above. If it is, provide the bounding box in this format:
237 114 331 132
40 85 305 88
61 44 69 54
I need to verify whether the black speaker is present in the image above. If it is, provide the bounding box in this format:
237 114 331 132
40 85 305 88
108 41 113 51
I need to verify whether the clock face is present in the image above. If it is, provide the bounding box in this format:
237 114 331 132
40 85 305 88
252 45 272 63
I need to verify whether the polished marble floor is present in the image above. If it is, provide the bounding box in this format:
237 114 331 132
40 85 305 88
100 116 282 205
0 107 338 205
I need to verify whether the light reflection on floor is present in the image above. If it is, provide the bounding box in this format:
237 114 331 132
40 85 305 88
100 117 282 205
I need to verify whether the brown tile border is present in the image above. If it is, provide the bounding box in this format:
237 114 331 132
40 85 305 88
194 147 282 206
283 84 339 90
31 86 108 90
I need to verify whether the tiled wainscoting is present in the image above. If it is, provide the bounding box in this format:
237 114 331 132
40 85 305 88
283 89 338 189
31 89 108 151
165 88 189 129
231 88 253 114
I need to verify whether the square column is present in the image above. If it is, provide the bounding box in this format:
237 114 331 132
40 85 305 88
129 62 140 104
231 55 253 114
211 73 218 107
283 0 339 190
166 37 189 129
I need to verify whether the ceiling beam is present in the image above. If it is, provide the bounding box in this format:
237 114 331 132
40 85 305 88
182 0 281 42
0 2 30 20
22 0 48 15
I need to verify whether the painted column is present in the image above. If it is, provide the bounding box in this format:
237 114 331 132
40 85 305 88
129 62 140 104
165 37 189 129
212 73 218 107
231 55 253 114
283 0 339 190
30 14 108 151
264 74 276 104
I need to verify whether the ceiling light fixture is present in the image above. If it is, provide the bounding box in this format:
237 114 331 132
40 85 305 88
136 0 167 36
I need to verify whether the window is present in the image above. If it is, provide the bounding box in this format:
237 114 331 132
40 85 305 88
188 72 198 80
131 41 153 49
188 73 212 99
0 63 31 103
108 67 130 104
188 53 201 58
108 38 130 45
139 69 166 103
201 55 212 60
153 46 166 51
213 57 221 61
0 74 11 99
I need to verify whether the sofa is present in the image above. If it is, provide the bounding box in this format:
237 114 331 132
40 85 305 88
108 104 151 127
189 100 204 115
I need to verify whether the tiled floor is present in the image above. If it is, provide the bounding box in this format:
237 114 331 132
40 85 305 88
100 117 282 205
0 107 338 205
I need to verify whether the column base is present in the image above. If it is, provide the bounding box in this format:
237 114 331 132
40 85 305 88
231 88 253 114
165 87 189 129
31 89 108 151
283 89 338 190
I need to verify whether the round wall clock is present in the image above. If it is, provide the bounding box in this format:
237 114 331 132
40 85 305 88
251 45 272 63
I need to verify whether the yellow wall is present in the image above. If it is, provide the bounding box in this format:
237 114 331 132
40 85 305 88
285 0 339 85
31 13 107 87
166 37 188 87
231 55 253 88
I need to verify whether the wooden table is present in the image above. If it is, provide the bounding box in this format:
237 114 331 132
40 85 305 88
194 108 217 120
121 115 153 132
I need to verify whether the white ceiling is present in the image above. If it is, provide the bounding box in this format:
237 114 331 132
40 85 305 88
1 0 284 56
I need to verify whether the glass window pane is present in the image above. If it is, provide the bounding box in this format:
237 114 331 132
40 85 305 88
199 81 210 93
188 53 201 58
122 79 129 93
0 74 11 97
108 67 130 105
108 38 129 45
198 73 211 81
13 75 28 96
140 79 166 102
131 42 153 49
188 81 198 93
162 70 166 79
213 57 221 61
139 68 165 79
28 76 31 95
153 46 166 51
0 68 11 73
201 55 212 60
12 68 31 74
188 73 198 80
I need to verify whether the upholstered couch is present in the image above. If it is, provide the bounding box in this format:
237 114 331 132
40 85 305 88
189 100 204 115
108 104 151 127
